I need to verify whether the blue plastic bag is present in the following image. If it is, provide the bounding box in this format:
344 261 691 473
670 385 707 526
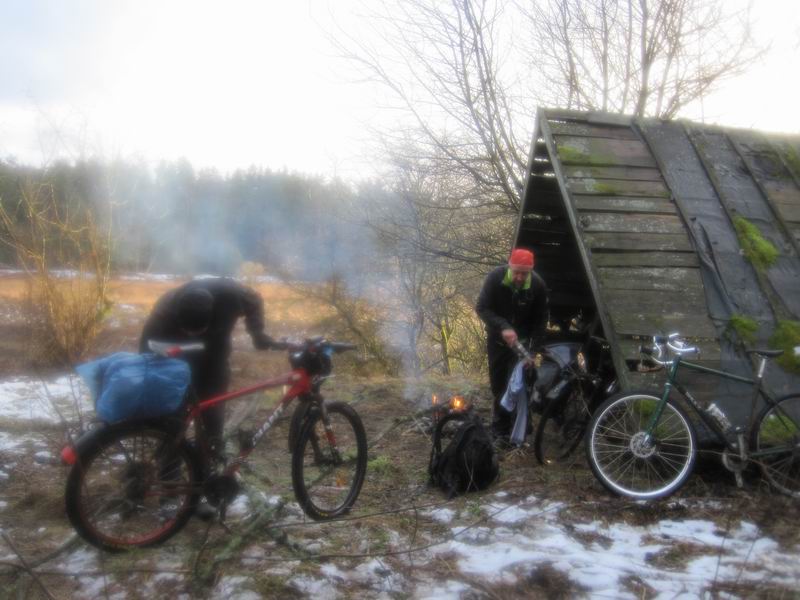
76 352 191 423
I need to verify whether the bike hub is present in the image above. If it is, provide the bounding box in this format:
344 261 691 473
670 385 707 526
630 432 656 458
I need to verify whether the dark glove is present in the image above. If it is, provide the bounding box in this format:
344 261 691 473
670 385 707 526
252 332 274 350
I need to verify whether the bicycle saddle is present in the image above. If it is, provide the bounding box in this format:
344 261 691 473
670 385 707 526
746 349 784 358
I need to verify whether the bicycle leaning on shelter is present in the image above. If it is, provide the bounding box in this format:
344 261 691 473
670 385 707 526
585 333 800 500
61 338 368 552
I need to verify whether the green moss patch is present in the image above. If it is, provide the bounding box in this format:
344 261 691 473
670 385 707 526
728 314 758 345
557 145 591 164
733 216 779 271
770 320 800 374
592 182 619 195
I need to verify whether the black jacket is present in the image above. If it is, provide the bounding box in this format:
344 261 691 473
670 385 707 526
139 278 270 373
476 266 549 345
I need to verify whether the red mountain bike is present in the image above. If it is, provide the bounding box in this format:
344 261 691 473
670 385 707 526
62 338 367 552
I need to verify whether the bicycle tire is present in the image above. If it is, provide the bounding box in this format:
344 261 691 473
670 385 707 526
291 401 367 520
585 391 697 500
65 422 201 552
288 400 314 454
535 386 591 466
752 393 800 499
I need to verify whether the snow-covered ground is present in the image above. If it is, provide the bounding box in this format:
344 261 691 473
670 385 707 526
1 370 799 598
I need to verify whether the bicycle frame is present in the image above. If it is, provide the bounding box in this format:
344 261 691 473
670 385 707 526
646 353 789 459
187 367 315 476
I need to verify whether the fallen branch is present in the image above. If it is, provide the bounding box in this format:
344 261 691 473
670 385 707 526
0 530 59 600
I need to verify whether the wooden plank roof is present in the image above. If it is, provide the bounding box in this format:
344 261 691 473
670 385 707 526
516 108 800 407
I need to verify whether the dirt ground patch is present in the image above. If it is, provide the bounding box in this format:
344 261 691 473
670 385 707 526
1 276 799 598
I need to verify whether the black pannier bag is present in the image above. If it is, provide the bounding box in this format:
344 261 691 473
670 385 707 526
429 412 499 498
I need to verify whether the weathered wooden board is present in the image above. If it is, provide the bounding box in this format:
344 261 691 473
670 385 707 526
547 121 639 140
598 266 704 292
760 180 800 205
574 196 677 215
603 288 707 311
562 165 663 181
554 136 658 168
579 213 686 234
773 201 800 223
608 309 717 339
591 251 697 268
544 110 633 127
568 178 670 197
583 232 693 251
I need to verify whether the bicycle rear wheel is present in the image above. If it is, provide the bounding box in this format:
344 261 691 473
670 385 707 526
586 391 696 500
65 423 201 552
291 401 367 520
753 394 800 498
535 386 591 466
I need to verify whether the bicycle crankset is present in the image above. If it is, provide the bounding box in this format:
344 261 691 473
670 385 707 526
721 448 746 488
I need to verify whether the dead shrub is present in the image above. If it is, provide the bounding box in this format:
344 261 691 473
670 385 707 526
0 180 111 366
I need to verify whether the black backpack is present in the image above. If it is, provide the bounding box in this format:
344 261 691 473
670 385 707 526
429 412 499 498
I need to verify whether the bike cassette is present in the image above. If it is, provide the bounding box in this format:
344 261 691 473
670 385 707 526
203 474 241 507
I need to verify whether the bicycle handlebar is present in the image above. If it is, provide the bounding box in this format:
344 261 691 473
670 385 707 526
270 338 357 354
640 332 698 366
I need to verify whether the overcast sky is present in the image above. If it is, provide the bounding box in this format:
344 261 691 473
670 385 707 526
1 0 798 179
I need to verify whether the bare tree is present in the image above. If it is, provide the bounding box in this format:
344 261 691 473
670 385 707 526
518 0 763 118
340 0 763 226
363 151 494 374
340 0 529 217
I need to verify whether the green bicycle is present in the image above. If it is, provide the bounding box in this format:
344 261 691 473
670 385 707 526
585 333 800 500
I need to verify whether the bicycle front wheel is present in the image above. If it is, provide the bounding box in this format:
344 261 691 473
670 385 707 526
586 392 696 500
535 386 591 466
65 423 201 552
291 401 367 520
753 394 800 498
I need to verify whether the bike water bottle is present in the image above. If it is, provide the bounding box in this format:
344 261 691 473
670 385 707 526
706 403 732 432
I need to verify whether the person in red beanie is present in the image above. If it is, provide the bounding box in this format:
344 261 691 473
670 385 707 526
476 247 548 442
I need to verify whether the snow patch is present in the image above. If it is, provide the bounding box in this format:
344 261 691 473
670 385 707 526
212 575 261 600
0 374 91 424
290 575 339 599
431 497 800 598
428 507 456 523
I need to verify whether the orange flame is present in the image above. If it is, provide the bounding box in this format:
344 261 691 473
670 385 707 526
450 395 467 411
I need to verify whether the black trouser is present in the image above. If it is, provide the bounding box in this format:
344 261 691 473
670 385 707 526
487 340 516 436
189 358 230 455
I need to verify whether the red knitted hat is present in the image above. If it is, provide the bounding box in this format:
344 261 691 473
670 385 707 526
508 248 534 271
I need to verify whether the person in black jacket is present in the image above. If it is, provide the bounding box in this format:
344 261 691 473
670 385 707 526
476 248 548 439
139 277 274 454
